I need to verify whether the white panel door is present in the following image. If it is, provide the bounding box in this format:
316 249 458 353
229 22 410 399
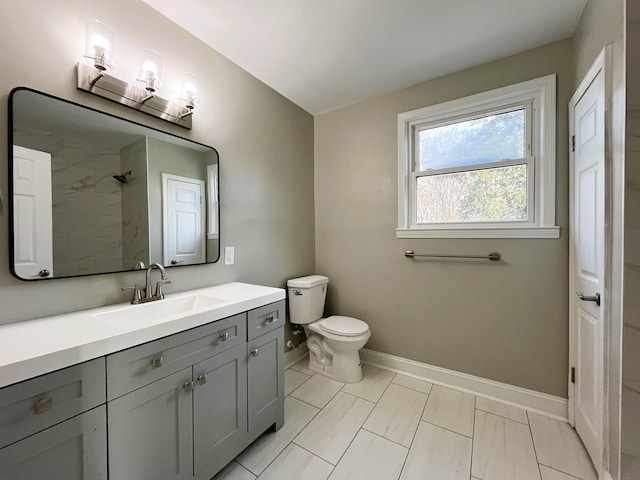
12 145 53 279
162 173 205 266
570 62 605 474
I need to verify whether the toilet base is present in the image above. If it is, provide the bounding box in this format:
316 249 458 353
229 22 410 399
307 349 364 383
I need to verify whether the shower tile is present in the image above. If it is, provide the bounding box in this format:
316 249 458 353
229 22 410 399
341 365 395 403
422 385 475 437
363 383 427 447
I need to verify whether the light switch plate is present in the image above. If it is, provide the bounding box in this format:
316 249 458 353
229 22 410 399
224 247 235 265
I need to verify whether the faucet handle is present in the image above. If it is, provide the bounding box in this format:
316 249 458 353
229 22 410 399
154 280 172 299
122 285 142 304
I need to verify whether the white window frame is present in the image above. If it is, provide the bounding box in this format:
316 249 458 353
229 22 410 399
397 74 559 239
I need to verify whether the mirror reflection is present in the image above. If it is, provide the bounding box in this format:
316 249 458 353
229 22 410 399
10 87 219 281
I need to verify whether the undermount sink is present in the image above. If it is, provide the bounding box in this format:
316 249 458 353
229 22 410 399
94 294 224 329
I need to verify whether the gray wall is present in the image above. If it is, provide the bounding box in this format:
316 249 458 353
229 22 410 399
315 40 573 397
572 0 626 477
0 0 315 330
623 2 640 477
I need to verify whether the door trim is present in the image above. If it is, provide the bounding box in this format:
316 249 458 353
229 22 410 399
568 45 612 474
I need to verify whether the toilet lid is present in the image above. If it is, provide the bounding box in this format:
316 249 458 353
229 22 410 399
319 316 369 336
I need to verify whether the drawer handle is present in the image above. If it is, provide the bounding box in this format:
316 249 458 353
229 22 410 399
197 374 208 385
265 315 275 324
34 397 53 415
151 356 164 369
219 332 230 342
251 348 259 357
183 381 194 393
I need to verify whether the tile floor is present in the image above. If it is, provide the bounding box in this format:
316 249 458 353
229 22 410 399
214 360 597 480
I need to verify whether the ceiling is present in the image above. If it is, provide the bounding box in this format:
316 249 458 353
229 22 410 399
142 0 588 115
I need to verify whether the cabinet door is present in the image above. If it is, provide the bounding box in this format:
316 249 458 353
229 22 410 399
108 368 193 480
248 327 284 436
193 343 247 479
0 405 107 480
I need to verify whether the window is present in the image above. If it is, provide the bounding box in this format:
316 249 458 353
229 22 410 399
397 75 559 238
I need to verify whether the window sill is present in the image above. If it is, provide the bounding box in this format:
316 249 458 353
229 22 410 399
396 226 560 239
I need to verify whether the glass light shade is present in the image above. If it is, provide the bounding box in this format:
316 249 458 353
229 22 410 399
138 49 163 92
181 72 200 108
85 20 114 70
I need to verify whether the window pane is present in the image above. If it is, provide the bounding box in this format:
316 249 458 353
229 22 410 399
418 109 525 170
416 164 527 223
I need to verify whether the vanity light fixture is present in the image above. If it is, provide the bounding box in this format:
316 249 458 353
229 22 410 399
84 20 114 85
138 49 162 103
179 73 200 118
77 20 194 129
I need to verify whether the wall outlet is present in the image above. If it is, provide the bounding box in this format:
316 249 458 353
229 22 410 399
224 247 235 265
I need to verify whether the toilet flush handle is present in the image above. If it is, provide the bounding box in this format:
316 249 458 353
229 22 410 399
293 289 302 296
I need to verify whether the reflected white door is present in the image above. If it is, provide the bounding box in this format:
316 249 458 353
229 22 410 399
569 58 605 474
12 145 53 279
162 173 205 266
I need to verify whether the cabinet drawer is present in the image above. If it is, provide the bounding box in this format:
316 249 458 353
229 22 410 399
107 313 246 400
0 358 106 449
247 300 285 340
0 405 107 480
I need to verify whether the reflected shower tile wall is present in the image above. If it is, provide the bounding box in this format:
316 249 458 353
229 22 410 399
13 127 124 276
121 139 149 270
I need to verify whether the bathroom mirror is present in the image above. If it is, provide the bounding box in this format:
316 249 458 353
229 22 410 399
9 87 220 281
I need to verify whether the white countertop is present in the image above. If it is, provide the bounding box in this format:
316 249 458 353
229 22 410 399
0 282 285 389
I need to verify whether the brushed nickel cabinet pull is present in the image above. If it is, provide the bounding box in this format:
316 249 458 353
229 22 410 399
197 374 208 385
183 381 194 393
251 348 259 357
34 397 53 415
151 356 164 368
219 332 230 342
265 315 275 324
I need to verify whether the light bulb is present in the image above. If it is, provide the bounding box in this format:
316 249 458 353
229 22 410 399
181 73 200 109
90 34 110 51
85 20 114 70
142 60 158 82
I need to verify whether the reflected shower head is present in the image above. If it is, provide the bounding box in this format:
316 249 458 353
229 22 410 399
113 170 132 184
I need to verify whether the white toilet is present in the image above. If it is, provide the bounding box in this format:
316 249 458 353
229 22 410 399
287 275 370 383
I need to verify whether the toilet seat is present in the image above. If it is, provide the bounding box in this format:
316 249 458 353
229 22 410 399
318 316 369 337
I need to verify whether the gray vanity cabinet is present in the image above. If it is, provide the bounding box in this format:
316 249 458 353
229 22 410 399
0 406 107 480
108 368 194 480
193 343 247 477
248 327 284 435
247 301 285 436
0 358 107 480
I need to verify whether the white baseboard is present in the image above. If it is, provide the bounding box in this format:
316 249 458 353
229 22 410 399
360 348 568 421
284 344 308 369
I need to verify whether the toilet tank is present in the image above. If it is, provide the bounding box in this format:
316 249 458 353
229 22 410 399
287 275 329 325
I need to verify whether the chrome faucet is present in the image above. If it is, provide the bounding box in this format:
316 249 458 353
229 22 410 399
144 263 170 301
122 262 171 304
